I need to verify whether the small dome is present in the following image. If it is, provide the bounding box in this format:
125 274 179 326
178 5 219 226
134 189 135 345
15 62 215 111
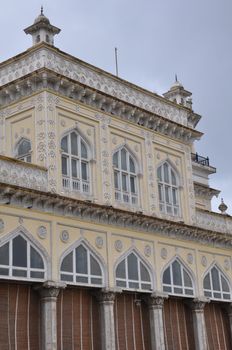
34 7 50 25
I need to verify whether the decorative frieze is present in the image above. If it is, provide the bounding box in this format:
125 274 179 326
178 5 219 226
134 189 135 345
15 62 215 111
195 209 232 234
0 155 48 192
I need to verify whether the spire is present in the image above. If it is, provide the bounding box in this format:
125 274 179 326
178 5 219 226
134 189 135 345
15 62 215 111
175 74 178 83
24 8 61 46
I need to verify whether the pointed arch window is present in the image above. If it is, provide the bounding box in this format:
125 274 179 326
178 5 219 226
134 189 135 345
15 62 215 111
0 234 45 280
115 252 152 291
162 259 194 296
203 266 231 300
60 244 103 286
16 138 31 162
113 147 138 205
61 131 90 193
157 162 180 216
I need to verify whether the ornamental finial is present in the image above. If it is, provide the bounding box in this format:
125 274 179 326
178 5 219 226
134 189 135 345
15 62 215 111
175 74 178 83
41 5 44 15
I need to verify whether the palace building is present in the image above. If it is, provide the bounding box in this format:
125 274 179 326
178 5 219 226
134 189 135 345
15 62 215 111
0 9 232 350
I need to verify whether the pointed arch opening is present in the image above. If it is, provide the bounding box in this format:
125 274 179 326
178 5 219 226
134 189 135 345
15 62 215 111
60 242 104 287
203 264 231 301
162 258 194 297
157 161 180 216
15 138 32 163
115 250 152 291
0 232 46 281
61 130 91 194
113 146 139 206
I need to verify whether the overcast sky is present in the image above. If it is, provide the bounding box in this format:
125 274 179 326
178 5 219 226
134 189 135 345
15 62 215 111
1 0 231 214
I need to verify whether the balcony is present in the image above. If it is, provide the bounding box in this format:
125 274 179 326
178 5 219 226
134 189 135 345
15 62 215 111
0 155 48 192
191 153 216 173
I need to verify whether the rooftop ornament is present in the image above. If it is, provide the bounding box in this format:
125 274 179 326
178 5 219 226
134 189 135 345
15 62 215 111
218 198 228 215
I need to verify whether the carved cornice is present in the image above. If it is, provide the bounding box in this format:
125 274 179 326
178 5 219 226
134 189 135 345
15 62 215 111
0 69 202 143
0 182 232 248
0 43 201 132
194 182 220 201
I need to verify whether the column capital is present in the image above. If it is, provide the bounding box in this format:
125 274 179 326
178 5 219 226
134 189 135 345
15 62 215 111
145 292 168 309
95 288 121 303
190 297 210 312
34 280 66 298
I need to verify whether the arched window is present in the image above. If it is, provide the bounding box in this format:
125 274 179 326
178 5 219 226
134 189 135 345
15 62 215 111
115 252 152 291
36 34 40 43
0 234 45 280
162 259 194 296
16 138 31 162
157 162 180 216
60 243 103 286
61 131 90 193
203 266 231 301
113 147 138 205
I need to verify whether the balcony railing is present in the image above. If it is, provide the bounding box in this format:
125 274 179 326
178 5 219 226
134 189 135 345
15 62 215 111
0 155 48 192
191 153 210 166
62 176 90 194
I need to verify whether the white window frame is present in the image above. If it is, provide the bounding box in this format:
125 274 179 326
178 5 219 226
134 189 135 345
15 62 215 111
16 138 32 163
113 148 138 206
157 162 180 216
203 266 231 301
0 234 46 282
162 259 194 297
61 131 90 194
115 252 152 292
60 244 104 287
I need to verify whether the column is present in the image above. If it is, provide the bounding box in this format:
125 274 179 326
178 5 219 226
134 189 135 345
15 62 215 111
96 288 117 350
145 292 168 350
190 298 209 350
35 281 66 350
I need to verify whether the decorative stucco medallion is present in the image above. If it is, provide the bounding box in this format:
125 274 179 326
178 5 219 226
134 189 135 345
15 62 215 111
161 248 167 259
201 256 207 267
37 226 47 239
187 253 193 264
115 240 123 252
224 259 230 271
95 236 104 249
60 230 69 243
144 245 152 257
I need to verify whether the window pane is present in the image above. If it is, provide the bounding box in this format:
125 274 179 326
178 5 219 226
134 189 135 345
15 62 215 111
116 280 126 287
157 166 162 181
174 287 183 294
81 141 88 159
113 152 119 168
13 269 27 277
171 170 177 186
62 156 68 175
163 267 171 284
31 271 44 279
61 252 73 272
71 159 78 178
140 262 150 282
116 260 126 278
141 283 151 290
61 274 73 282
223 294 230 300
30 246 44 269
127 253 138 280
129 282 139 289
213 292 221 299
165 186 170 203
158 184 163 202
203 273 211 289
121 149 127 170
76 276 88 283
129 157 135 173
130 176 136 193
81 162 87 181
13 236 27 267
18 139 31 156
91 278 102 285
211 267 220 291
183 270 192 288
0 242 9 266
221 276 230 292
71 132 78 155
90 256 101 276
0 268 9 275
163 286 171 292
163 163 169 183
185 289 194 296
114 172 119 189
122 174 127 191
76 245 87 274
172 261 182 286
61 136 68 153
172 188 177 205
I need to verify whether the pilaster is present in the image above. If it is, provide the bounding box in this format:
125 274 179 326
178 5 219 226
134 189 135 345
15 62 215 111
190 297 209 350
35 280 66 350
96 288 117 350
145 292 168 350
